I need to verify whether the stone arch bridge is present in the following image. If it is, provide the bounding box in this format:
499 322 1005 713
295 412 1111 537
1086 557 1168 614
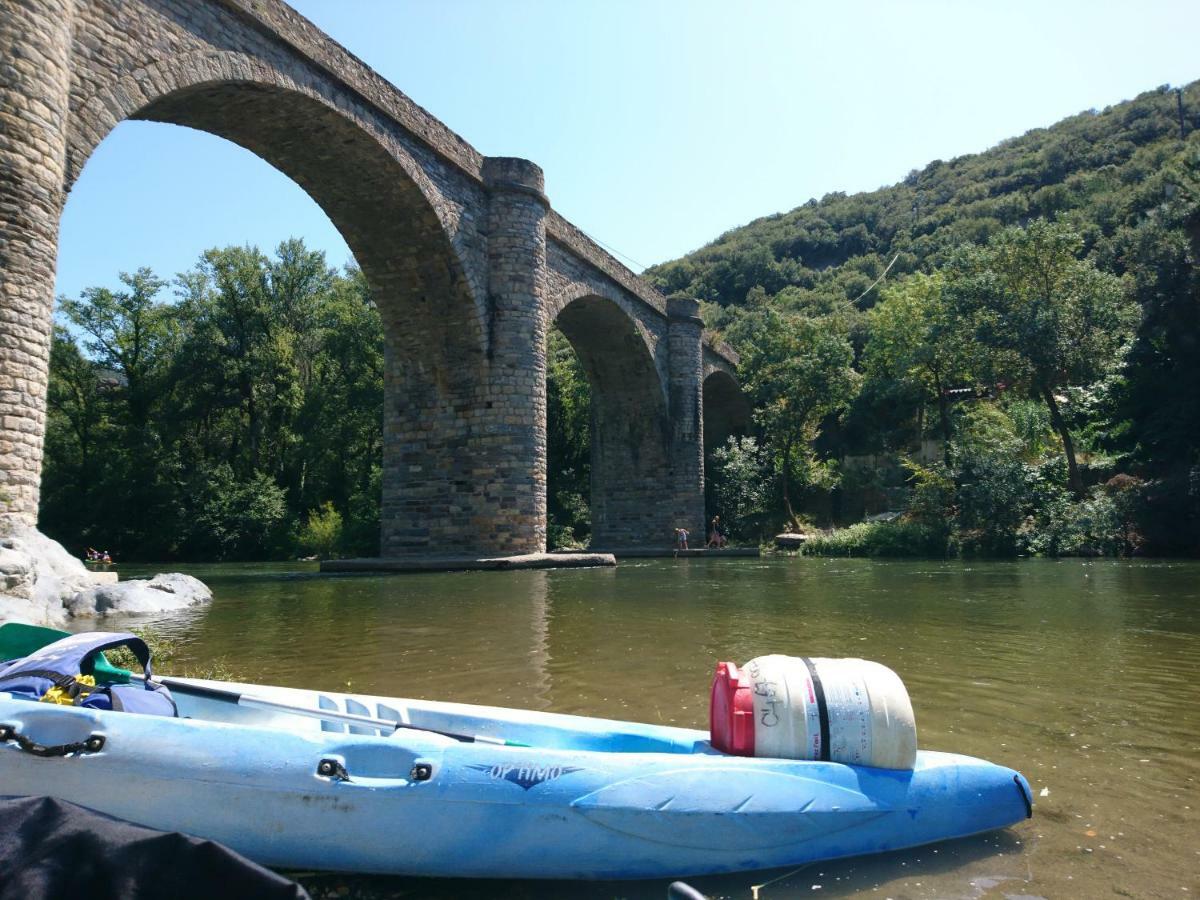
0 0 748 557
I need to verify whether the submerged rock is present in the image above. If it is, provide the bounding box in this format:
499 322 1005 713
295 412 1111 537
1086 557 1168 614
0 523 212 626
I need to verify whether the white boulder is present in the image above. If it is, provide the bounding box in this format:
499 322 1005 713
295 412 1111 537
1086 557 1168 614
67 573 212 618
0 523 213 625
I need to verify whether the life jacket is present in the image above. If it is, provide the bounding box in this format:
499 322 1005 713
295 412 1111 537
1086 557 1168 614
0 631 177 717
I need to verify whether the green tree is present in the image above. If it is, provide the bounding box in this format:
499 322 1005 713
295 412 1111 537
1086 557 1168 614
57 268 173 434
730 309 860 526
55 269 177 552
707 436 772 540
183 463 289 561
864 272 976 458
173 245 308 478
294 265 383 553
946 220 1137 496
545 326 591 545
42 240 392 561
41 328 109 543
1110 148 1200 467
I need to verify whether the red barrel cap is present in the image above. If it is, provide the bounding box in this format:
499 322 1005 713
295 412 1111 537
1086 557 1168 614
710 661 755 756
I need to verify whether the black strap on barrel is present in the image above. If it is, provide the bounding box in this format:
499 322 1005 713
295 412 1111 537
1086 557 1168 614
0 723 105 758
800 657 831 762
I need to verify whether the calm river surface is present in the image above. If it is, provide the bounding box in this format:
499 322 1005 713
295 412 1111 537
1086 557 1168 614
115 556 1200 900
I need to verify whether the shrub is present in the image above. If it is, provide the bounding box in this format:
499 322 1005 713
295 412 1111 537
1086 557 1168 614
802 520 949 557
1022 474 1144 557
105 627 240 681
953 445 1032 556
299 501 344 559
340 465 381 557
548 487 589 549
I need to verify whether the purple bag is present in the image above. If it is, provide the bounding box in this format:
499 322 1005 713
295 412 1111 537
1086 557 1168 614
0 631 176 717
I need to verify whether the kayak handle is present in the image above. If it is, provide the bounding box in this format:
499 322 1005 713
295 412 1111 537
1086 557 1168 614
0 723 105 758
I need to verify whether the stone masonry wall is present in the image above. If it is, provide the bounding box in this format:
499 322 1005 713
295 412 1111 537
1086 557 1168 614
0 0 74 526
475 156 550 554
667 297 707 542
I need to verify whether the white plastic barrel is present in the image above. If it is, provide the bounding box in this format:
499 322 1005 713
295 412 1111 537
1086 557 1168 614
710 654 917 769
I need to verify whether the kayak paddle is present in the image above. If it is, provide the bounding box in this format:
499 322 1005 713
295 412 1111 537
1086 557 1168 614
143 676 528 746
0 622 527 747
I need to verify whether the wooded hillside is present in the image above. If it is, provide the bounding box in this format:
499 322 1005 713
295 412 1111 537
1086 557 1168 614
644 82 1200 556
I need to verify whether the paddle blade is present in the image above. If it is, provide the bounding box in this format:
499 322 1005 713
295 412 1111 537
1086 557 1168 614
0 622 131 682
0 623 69 662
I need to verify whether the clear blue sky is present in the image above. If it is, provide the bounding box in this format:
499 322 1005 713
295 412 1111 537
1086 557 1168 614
55 0 1200 300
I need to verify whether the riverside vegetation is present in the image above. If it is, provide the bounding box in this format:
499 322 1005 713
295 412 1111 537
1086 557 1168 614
46 82 1199 560
648 81 1200 558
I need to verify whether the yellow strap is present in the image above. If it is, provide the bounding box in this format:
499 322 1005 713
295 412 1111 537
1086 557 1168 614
40 674 96 705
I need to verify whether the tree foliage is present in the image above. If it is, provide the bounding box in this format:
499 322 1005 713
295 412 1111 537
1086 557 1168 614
864 273 974 454
651 79 1200 555
944 220 1137 495
728 308 859 526
545 326 591 547
707 436 773 540
43 241 382 561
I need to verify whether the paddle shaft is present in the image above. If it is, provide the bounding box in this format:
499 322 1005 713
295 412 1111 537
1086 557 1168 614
149 676 514 745
0 624 523 747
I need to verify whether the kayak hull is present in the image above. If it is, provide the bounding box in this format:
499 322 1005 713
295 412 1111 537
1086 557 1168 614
0 681 1031 879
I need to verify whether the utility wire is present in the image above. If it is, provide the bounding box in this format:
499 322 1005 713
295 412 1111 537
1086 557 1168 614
576 226 653 274
827 252 901 315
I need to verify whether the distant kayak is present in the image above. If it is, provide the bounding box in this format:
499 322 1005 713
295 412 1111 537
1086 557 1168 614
0 630 1032 880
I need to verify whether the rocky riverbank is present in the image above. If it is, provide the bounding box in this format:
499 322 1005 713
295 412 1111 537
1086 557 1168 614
0 524 211 626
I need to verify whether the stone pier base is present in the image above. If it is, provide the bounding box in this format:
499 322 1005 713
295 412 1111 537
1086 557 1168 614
320 552 615 574
583 547 761 559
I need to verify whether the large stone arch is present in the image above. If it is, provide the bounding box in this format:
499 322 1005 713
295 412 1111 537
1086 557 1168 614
66 56 496 556
550 288 673 548
67 50 485 356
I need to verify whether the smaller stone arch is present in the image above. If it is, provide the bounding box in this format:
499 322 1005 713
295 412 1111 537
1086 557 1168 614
551 290 673 548
703 369 752 456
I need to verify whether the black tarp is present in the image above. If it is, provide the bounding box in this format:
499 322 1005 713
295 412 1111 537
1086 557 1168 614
0 796 309 900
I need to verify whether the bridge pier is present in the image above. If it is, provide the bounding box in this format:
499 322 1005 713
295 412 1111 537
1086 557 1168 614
666 296 707 543
478 156 550 554
0 0 74 529
379 157 551 558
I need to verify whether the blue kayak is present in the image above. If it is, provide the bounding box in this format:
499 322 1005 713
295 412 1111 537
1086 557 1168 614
0 678 1032 879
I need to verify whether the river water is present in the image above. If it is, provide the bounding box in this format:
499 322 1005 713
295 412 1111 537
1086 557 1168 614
116 556 1199 899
